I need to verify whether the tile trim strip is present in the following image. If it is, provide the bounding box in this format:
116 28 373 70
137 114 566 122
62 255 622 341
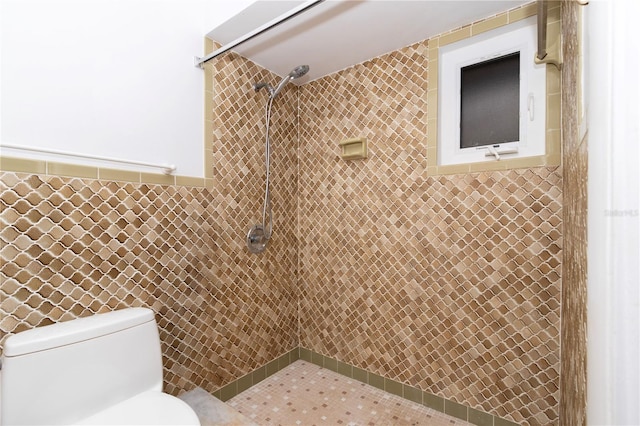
299 347 520 426
0 155 210 189
214 347 301 402
214 346 519 426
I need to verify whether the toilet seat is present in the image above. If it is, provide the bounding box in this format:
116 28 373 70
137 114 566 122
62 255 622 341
76 391 200 425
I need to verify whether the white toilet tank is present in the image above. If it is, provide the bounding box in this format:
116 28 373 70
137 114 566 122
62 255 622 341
0 308 200 425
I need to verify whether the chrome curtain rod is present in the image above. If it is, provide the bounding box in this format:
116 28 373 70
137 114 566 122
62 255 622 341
194 0 325 68
0 143 177 175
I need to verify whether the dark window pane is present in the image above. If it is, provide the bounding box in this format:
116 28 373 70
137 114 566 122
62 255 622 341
460 52 520 149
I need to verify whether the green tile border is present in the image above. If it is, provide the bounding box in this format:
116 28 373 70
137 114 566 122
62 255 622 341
352 366 368 383
369 372 385 391
494 417 521 426
423 391 445 411
0 155 209 189
445 399 469 421
200 347 522 425
385 377 403 397
296 347 521 426
0 156 47 174
470 407 496 426
216 347 300 402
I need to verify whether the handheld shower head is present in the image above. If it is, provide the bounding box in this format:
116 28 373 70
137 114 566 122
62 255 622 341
271 64 309 98
288 64 310 79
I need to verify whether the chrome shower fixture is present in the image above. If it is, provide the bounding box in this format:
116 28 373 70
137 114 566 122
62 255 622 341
247 64 309 254
252 82 271 93
253 65 309 99
272 64 309 98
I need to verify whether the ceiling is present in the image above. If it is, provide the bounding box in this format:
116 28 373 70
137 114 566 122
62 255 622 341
206 0 530 84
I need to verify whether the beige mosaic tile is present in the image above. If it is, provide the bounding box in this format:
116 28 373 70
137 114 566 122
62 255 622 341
229 360 472 426
0 48 299 396
298 39 562 425
1 6 569 426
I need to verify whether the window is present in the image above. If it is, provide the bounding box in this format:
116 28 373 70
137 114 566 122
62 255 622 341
460 52 520 149
438 17 546 166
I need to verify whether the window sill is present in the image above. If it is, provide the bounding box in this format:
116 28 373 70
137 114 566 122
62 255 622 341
426 151 560 176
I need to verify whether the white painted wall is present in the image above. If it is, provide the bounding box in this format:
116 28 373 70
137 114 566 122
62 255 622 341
587 0 640 424
0 0 257 178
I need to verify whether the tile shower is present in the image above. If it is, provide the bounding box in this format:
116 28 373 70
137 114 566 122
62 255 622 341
297 41 561 424
0 2 584 425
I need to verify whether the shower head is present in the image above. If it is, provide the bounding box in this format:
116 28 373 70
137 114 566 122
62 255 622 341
288 65 310 79
271 65 310 98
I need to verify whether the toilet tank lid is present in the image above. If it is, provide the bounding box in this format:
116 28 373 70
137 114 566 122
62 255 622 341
3 308 155 357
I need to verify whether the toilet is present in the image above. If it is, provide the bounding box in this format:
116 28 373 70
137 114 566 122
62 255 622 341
0 307 200 425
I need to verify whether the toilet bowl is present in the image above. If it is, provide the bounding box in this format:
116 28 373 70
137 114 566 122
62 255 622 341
0 308 200 425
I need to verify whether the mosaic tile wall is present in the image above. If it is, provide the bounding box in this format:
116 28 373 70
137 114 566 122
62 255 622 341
0 50 299 396
1 5 570 426
298 39 563 426
559 2 587 424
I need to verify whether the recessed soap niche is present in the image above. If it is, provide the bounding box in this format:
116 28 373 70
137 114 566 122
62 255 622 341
339 137 368 160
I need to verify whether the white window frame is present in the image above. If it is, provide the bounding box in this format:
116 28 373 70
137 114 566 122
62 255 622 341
438 17 547 166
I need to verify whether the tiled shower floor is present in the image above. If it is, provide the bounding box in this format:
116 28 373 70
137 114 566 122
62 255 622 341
228 360 472 425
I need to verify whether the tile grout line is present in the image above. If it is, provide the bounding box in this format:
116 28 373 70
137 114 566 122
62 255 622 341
228 357 470 426
215 347 519 426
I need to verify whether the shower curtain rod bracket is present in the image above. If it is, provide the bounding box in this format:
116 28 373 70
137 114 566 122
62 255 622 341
535 0 562 70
